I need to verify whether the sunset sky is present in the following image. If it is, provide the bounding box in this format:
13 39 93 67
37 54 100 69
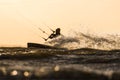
0 0 120 47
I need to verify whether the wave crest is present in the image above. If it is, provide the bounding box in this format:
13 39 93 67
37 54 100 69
45 32 120 50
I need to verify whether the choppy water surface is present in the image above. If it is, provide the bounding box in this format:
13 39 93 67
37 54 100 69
0 48 120 80
0 33 120 80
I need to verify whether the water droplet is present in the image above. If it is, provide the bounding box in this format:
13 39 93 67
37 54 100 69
11 70 18 76
54 65 60 71
24 71 30 77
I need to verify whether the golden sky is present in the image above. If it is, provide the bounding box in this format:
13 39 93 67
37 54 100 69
0 0 120 47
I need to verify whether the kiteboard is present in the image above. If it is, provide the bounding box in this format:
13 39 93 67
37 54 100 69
27 42 64 49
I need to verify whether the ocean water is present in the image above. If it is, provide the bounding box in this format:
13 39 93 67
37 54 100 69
0 33 120 80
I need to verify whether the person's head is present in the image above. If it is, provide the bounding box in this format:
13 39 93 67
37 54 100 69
56 28 61 35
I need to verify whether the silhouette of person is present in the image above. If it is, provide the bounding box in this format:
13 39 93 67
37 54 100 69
45 28 61 41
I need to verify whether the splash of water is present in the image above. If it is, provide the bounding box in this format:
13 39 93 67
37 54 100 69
45 32 120 50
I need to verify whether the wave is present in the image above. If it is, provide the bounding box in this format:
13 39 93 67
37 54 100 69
45 32 120 50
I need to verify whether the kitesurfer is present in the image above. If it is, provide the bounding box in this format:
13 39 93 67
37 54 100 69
45 28 61 41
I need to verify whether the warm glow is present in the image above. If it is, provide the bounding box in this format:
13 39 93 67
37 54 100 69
0 0 120 47
11 70 18 76
54 65 60 71
24 71 30 77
